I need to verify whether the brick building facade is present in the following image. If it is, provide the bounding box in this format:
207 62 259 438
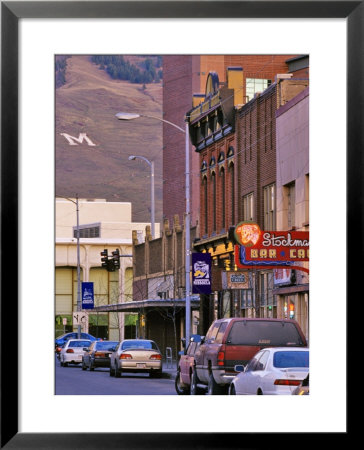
190 65 309 336
162 55 299 228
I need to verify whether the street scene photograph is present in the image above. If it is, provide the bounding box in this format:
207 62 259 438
55 54 310 396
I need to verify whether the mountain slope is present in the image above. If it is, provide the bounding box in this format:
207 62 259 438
56 55 163 223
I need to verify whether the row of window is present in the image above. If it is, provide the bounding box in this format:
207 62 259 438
202 163 235 236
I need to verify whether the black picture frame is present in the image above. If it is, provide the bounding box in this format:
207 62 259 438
1 1 359 448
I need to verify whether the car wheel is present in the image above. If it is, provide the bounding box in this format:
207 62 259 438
63 361 68 367
229 384 236 395
190 369 204 395
150 370 162 378
207 372 224 395
82 360 86 371
115 363 122 378
175 370 189 395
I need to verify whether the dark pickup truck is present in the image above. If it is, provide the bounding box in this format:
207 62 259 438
191 317 308 395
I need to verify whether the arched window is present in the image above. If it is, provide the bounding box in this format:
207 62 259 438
220 167 225 231
229 162 235 225
203 176 208 235
212 172 217 232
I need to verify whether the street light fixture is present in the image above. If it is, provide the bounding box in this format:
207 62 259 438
116 111 192 345
128 154 155 239
56 194 82 339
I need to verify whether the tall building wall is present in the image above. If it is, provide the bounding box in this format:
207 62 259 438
163 54 298 232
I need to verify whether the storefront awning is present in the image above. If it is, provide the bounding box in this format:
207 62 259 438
92 297 200 313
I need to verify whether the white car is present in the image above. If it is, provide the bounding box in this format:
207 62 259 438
60 339 92 367
229 347 309 395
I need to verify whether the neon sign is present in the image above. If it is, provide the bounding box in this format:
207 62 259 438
234 222 309 273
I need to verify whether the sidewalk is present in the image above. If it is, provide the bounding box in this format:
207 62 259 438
162 360 178 379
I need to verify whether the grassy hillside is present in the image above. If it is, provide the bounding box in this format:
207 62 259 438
56 55 163 224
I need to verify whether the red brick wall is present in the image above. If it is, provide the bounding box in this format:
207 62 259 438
163 56 201 228
237 86 277 228
163 55 297 232
199 135 236 238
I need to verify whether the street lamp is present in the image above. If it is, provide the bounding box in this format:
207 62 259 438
128 155 155 239
56 194 82 339
116 111 192 345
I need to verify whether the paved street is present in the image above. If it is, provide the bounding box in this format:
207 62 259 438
55 357 177 395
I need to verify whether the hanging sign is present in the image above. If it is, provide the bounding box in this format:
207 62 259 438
192 253 212 294
222 271 250 289
234 222 309 273
82 282 94 309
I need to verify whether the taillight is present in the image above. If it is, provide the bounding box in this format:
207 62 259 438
120 353 132 360
66 349 74 353
217 351 225 366
150 354 162 360
94 352 106 358
274 379 301 386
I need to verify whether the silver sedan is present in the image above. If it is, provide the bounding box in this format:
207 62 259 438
109 339 162 378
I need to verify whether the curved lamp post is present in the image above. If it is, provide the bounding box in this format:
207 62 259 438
56 194 81 339
116 111 192 345
128 154 155 239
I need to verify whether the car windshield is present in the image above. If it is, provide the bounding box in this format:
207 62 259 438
95 341 118 351
121 340 158 351
68 340 91 348
227 321 305 346
273 351 309 368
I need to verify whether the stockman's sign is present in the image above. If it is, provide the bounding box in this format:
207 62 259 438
234 222 309 273
192 252 212 294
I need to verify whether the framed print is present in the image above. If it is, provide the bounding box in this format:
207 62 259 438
1 0 360 447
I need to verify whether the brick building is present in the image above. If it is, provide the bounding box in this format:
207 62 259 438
130 218 200 358
189 62 309 337
162 55 299 228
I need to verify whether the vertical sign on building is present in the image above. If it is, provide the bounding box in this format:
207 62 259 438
81 282 94 309
192 253 212 294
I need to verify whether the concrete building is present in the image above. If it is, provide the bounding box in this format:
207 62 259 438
274 86 310 338
55 198 159 340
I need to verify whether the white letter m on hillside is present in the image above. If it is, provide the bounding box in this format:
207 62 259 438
60 133 96 146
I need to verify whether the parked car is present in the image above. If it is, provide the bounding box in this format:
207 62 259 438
229 347 309 395
59 339 92 366
292 373 309 395
192 318 308 395
55 332 99 348
175 334 201 395
82 340 119 371
109 339 162 378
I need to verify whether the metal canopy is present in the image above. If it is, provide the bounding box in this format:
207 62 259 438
92 297 200 313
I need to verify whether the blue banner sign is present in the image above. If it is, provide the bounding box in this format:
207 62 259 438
192 253 212 295
82 282 94 309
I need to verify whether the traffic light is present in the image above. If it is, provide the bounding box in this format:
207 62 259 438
112 249 120 270
101 248 121 272
100 249 108 268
